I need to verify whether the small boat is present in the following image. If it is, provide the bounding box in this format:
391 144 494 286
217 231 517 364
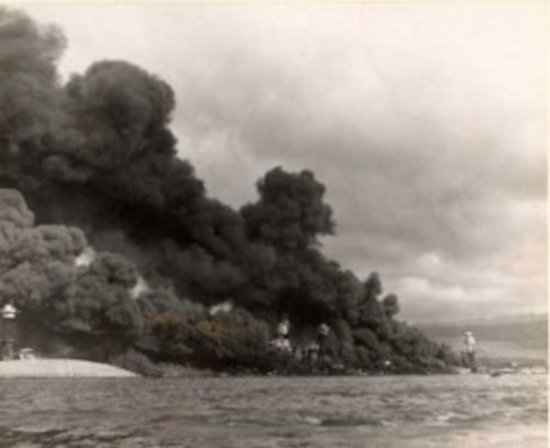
489 367 518 377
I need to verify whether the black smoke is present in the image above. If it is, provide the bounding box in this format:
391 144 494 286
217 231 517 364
0 8 456 373
0 7 275 307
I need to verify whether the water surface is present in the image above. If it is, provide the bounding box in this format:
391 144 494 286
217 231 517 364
0 374 546 447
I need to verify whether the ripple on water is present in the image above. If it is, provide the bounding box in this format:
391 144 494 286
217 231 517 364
0 374 546 447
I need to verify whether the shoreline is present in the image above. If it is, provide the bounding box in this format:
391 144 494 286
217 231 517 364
2 358 542 379
0 359 137 378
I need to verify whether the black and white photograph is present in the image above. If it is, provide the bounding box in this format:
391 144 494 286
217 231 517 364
0 1 547 447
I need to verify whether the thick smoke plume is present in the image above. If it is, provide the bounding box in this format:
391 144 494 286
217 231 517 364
0 8 456 373
0 189 84 307
0 188 142 344
0 7 275 306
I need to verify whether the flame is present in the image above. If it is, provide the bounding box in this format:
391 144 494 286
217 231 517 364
209 299 234 316
129 275 149 299
74 247 96 267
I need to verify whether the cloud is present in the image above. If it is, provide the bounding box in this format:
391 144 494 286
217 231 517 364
21 2 547 320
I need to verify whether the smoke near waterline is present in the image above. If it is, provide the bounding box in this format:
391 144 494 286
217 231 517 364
0 6 536 370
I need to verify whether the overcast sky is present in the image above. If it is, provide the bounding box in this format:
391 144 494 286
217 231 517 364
19 2 547 322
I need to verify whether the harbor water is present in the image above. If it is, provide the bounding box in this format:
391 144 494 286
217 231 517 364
0 373 546 447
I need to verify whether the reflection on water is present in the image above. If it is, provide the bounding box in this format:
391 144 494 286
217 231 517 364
0 374 546 447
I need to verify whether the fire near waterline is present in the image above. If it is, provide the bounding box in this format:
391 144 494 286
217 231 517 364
0 7 459 374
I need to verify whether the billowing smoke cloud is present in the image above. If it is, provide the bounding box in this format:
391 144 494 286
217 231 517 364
0 189 85 307
0 8 65 145
0 188 144 338
242 167 334 251
0 7 274 307
0 8 455 372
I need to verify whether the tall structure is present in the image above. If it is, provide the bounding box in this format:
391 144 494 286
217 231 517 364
462 330 476 368
1 302 17 360
271 317 292 352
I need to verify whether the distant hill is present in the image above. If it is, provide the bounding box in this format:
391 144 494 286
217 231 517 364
420 314 547 364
